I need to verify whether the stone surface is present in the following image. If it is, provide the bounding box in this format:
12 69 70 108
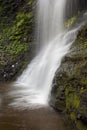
0 0 35 81
51 17 87 130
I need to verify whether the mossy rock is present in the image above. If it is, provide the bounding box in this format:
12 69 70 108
0 0 35 81
51 22 87 130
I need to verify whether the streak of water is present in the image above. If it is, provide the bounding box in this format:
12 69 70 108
10 28 79 109
9 0 86 109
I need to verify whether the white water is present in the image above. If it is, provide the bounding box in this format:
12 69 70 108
9 0 80 109
36 0 65 45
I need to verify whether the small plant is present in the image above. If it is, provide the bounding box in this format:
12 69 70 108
66 16 77 28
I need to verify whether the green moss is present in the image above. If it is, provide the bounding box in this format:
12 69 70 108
80 88 87 93
72 94 80 109
0 62 5 67
81 79 87 86
65 87 74 96
66 93 80 110
66 16 77 28
65 85 81 111
16 12 33 20
17 19 25 27
84 41 87 48
70 112 76 121
53 23 87 130
0 0 34 68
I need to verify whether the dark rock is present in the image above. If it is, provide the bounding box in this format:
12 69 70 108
0 0 35 82
51 17 87 130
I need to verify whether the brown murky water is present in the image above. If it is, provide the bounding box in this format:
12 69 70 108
0 83 70 130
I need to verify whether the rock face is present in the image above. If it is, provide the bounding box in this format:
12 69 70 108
51 21 87 130
0 0 35 81
66 0 87 18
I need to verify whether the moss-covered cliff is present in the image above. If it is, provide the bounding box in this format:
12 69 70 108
51 16 87 130
0 0 35 81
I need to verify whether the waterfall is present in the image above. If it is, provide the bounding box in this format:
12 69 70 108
9 0 83 109
36 0 65 46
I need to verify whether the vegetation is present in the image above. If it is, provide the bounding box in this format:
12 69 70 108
51 23 87 130
66 16 77 28
0 0 35 81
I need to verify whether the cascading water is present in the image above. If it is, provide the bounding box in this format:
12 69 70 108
36 0 65 46
9 0 85 109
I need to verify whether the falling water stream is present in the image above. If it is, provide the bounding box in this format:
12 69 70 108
9 0 85 109
9 0 67 108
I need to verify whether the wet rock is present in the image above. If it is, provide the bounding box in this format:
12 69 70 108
0 0 35 81
51 21 87 130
